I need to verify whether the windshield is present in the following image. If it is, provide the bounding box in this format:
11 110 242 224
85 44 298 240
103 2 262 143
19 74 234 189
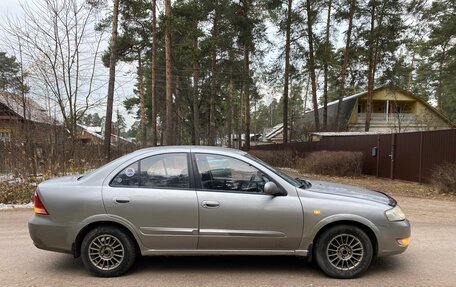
246 153 302 187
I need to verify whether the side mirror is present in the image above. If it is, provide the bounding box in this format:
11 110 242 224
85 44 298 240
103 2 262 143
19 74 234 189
264 182 283 196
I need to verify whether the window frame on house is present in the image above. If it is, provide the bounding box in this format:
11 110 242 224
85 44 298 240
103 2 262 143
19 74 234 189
0 130 11 142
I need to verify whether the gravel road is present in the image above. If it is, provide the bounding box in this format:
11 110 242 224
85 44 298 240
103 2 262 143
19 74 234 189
1 196 455 287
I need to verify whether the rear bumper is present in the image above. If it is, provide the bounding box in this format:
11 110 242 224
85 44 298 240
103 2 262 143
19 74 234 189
377 218 411 256
28 215 73 254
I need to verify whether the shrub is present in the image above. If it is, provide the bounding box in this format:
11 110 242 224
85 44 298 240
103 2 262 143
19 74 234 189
296 150 363 177
0 181 36 204
430 163 456 194
248 149 296 168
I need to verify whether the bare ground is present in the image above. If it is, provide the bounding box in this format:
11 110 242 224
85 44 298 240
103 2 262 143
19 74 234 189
1 172 456 286
1 195 456 286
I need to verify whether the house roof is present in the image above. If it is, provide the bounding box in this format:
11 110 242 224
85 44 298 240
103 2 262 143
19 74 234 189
0 91 54 124
77 123 134 145
232 133 262 141
298 85 454 130
311 131 393 137
264 123 284 140
389 87 455 127
77 123 104 140
298 94 357 131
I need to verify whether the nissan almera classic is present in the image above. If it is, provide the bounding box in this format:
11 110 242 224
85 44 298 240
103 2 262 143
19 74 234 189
29 146 410 278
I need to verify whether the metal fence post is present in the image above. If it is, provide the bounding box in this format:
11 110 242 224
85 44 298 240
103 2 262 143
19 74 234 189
390 133 396 180
376 135 380 177
418 132 423 183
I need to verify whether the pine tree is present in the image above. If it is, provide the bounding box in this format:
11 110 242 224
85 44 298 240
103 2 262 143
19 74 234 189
362 0 405 131
164 0 174 145
103 0 120 160
305 0 320 131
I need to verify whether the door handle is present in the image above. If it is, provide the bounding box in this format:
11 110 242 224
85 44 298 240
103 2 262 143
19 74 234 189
114 197 130 204
202 200 220 208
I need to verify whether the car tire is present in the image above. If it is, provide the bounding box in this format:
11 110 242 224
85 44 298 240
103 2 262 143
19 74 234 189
81 225 137 277
314 225 373 279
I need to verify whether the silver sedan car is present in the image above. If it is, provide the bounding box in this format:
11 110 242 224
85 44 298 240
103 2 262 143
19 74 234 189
29 146 410 278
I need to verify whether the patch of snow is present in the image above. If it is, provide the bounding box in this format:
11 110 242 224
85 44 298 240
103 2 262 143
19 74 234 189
0 202 33 210
0 174 14 181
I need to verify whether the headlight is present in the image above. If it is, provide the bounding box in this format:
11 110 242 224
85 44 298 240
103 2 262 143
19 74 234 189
385 205 406 221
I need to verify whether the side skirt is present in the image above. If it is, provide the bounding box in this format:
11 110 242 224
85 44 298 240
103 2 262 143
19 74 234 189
141 249 308 256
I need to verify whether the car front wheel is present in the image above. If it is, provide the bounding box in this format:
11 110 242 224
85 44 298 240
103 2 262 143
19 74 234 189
314 225 373 279
81 226 137 277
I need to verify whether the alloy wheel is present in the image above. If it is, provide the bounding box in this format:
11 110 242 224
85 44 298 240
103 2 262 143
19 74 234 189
88 234 125 271
326 233 364 271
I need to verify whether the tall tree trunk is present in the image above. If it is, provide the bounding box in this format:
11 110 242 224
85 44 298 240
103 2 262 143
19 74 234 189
18 40 35 175
323 0 332 130
244 42 250 150
365 0 380 132
238 86 243 149
192 19 200 145
151 0 158 146
253 99 257 145
103 0 119 161
209 3 219 146
283 0 292 143
174 74 180 144
227 51 234 148
164 0 173 145
335 0 355 130
306 0 320 131
436 59 444 112
289 78 294 141
304 76 310 111
137 50 146 147
407 50 416 92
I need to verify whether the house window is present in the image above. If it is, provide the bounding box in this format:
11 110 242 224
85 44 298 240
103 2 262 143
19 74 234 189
0 131 10 142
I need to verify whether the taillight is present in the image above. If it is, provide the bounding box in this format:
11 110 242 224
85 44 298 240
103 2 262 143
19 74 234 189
34 191 49 215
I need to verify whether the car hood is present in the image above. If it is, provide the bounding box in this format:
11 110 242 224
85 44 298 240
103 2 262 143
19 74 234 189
304 179 395 206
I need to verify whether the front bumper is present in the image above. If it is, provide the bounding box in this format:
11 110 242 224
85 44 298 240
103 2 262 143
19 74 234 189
28 215 73 254
377 218 411 256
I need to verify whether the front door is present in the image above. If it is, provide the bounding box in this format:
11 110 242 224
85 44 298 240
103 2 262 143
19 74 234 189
103 153 198 250
193 153 303 251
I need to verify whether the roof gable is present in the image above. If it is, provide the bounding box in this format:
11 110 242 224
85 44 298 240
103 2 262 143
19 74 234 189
0 91 54 124
297 85 454 132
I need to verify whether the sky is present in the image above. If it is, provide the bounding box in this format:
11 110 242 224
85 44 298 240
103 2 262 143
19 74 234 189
0 0 344 130
0 0 138 129
0 0 291 129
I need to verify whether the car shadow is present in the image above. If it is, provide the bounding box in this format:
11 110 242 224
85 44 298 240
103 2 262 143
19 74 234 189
132 255 313 274
48 253 406 279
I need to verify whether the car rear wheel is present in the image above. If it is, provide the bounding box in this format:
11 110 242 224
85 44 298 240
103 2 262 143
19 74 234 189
314 225 373 279
81 226 137 277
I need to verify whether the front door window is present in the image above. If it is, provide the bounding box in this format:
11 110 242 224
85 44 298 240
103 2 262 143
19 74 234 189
194 154 270 193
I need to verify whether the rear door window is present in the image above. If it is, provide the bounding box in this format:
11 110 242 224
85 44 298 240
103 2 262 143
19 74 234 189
111 162 140 187
110 153 189 189
140 154 189 189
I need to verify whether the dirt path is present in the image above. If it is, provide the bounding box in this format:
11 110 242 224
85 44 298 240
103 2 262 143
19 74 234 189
1 195 455 286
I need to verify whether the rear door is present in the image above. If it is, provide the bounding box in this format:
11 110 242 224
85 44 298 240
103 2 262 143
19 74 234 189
103 152 199 250
193 153 303 251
